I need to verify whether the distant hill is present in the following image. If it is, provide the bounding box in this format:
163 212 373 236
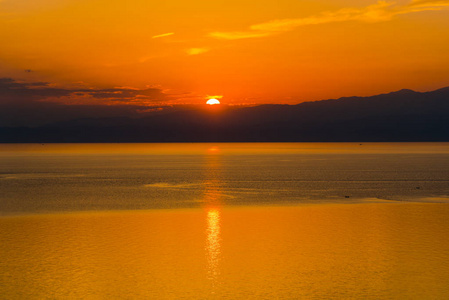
1 87 449 142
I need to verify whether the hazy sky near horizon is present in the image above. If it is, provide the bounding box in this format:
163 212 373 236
1 0 449 106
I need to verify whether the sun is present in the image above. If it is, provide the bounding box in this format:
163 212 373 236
206 99 220 105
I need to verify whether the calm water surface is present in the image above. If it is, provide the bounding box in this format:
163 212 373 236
1 142 449 213
1 143 449 299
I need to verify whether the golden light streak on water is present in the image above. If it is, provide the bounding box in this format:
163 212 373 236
206 208 221 283
203 146 223 289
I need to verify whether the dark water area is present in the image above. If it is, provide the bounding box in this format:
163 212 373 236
0 143 448 215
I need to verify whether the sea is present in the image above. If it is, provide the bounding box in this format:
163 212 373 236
1 143 449 299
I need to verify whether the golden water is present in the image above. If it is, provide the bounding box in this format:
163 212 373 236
1 203 449 299
1 143 449 298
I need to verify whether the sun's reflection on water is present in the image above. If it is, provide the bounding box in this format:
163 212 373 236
206 208 221 282
203 147 223 287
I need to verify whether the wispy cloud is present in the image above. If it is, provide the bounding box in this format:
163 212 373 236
186 47 210 55
409 0 449 7
209 0 449 40
209 31 272 40
0 78 170 104
206 95 223 100
0 78 174 126
152 32 174 39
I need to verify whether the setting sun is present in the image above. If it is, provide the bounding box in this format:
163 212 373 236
1 0 449 298
206 99 221 105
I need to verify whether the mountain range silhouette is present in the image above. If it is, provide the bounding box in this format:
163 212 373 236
1 86 449 142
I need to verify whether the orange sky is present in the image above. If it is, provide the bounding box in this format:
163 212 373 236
1 0 449 105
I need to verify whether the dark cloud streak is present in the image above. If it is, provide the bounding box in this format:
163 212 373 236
0 78 171 126
0 78 169 102
0 78 71 101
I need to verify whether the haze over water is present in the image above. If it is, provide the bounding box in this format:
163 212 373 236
1 143 449 299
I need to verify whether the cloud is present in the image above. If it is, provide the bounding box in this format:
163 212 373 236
152 32 175 39
209 31 272 40
0 78 170 104
0 78 175 126
186 47 210 55
409 0 449 7
209 0 449 40
79 87 169 103
0 78 71 101
206 95 223 100
401 0 449 12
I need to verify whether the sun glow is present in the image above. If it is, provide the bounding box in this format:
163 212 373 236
206 99 220 105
